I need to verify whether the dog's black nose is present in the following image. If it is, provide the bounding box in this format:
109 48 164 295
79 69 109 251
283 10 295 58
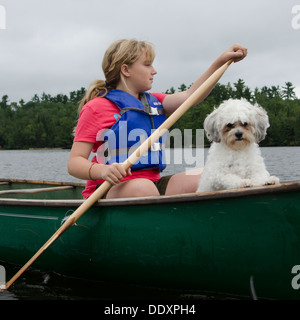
235 131 243 140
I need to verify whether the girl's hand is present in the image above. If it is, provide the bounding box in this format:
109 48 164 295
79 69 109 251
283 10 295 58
99 163 132 185
219 43 248 64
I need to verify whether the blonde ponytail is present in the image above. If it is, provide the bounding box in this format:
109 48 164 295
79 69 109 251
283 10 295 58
78 80 108 113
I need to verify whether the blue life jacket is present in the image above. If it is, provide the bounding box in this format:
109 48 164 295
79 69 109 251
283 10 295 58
101 89 167 172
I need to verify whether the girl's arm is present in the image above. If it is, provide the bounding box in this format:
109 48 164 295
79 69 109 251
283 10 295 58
162 43 248 115
68 141 130 185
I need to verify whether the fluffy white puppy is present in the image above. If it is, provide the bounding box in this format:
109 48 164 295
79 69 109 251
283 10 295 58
197 99 280 192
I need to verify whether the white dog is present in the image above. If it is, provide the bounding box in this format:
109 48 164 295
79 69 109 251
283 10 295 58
197 99 280 192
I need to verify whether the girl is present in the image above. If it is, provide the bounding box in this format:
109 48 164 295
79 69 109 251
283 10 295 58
68 39 247 199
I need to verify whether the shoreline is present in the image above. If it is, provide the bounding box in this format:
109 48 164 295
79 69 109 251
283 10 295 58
0 145 300 151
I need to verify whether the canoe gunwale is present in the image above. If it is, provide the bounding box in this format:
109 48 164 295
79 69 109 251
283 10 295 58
0 180 299 207
0 185 75 195
0 178 85 187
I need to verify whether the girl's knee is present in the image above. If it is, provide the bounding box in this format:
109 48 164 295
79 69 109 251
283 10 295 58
107 179 159 198
128 179 159 197
165 169 203 195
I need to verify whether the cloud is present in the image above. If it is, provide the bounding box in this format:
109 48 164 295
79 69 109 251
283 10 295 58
0 0 299 102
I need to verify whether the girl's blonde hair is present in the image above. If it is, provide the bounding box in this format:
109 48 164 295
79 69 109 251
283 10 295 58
78 39 155 113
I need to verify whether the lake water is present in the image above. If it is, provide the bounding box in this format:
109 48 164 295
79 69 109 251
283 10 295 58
0 147 299 300
0 147 299 184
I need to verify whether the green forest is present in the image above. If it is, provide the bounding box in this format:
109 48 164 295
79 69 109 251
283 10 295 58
0 80 300 149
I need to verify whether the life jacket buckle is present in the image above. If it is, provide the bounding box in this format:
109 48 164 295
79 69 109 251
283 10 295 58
149 107 159 116
151 142 161 152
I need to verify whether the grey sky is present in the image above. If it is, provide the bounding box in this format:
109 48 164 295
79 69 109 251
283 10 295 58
1 0 299 103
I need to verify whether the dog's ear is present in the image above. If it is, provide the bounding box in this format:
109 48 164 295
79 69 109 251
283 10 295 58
204 109 221 143
253 103 270 143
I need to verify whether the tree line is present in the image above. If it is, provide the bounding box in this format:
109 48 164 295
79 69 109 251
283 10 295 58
0 80 299 150
169 80 300 147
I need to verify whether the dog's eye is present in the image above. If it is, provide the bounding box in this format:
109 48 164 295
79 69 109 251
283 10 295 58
226 123 233 128
242 122 248 126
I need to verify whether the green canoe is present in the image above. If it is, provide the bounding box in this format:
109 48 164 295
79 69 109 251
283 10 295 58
0 178 300 299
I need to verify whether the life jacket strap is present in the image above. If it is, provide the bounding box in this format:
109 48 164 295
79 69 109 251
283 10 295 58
119 93 165 116
101 141 164 158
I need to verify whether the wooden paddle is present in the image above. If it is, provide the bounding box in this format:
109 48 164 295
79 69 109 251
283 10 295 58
4 55 238 290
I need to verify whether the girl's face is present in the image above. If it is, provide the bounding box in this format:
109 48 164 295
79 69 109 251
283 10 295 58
122 50 157 95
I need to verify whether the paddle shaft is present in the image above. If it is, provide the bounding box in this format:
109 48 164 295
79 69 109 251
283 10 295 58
4 58 234 290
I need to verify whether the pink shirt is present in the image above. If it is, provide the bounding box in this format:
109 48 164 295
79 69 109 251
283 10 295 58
74 92 167 198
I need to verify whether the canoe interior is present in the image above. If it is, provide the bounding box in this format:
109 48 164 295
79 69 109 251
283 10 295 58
0 178 300 205
0 179 85 200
